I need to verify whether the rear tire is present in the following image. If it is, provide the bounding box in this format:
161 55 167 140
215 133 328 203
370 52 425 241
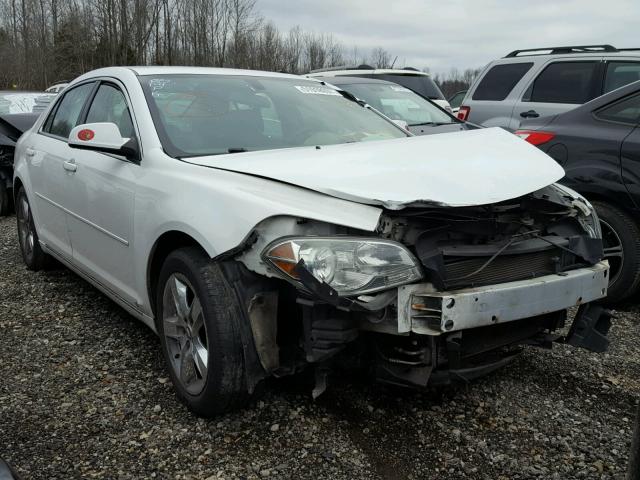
16 186 50 270
592 200 640 303
156 247 252 416
0 181 9 216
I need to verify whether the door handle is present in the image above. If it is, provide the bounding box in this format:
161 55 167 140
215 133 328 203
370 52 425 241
520 110 540 118
25 148 36 157
63 159 77 172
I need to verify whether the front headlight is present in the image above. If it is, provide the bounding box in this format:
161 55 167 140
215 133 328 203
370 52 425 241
582 205 602 239
263 237 423 296
548 183 602 239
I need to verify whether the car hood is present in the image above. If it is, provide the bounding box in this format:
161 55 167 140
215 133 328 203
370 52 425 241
183 127 565 209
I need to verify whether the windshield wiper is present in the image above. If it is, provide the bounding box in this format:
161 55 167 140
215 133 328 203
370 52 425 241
227 148 249 153
408 121 456 127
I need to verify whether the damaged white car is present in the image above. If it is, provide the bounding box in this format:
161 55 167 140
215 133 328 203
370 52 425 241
13 67 611 416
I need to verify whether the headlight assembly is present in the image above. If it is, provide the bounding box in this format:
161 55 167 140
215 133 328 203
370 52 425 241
263 237 423 296
548 183 602 239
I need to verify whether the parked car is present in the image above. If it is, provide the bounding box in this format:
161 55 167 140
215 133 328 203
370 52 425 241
45 82 69 94
458 44 640 130
307 66 452 112
0 92 53 215
311 76 470 135
517 79 640 303
448 89 467 114
14 67 610 416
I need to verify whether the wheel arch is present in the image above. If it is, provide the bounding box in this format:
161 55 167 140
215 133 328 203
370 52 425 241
146 230 212 319
12 175 23 201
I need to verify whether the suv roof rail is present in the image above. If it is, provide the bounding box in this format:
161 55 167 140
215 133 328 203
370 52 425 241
504 44 618 57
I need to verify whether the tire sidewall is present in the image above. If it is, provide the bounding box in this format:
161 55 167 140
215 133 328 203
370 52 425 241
594 201 640 303
16 187 39 268
156 248 245 415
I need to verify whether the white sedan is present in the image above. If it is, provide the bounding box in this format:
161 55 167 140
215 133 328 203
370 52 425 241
13 67 610 416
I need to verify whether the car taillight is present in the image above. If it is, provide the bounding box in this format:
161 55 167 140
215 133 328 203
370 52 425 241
514 130 556 146
457 106 470 121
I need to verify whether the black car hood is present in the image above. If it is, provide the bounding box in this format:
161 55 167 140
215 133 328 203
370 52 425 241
0 113 39 146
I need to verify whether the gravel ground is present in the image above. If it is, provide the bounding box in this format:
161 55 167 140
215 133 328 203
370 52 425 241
1 213 639 480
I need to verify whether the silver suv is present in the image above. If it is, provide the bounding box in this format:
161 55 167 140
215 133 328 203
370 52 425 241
458 44 640 130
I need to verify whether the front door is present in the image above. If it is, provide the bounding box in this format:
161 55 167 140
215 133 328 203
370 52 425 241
64 82 140 306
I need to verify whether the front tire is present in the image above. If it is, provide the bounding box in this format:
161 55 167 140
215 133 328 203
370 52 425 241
16 186 50 270
156 247 252 416
592 200 640 303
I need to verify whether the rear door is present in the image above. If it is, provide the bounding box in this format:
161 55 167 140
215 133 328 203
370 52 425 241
63 81 140 305
512 60 602 130
464 61 534 129
29 81 96 258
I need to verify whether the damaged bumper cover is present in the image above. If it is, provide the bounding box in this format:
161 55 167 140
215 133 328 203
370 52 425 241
398 261 609 335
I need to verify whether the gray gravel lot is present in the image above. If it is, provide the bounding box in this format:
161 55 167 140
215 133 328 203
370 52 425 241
1 213 639 479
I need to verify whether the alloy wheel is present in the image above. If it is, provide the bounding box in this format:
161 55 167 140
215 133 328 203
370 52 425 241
16 195 35 261
162 273 209 395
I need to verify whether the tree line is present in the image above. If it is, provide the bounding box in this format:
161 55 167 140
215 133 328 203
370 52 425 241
0 0 480 95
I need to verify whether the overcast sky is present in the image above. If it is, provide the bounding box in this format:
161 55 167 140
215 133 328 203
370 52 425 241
257 0 640 75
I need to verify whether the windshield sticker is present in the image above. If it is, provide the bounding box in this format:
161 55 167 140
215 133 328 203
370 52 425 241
389 85 412 93
294 85 341 96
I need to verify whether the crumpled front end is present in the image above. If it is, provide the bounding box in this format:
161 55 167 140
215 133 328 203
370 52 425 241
235 183 611 394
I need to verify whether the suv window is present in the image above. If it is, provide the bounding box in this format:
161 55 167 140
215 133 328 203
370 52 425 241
348 74 445 100
525 61 599 104
86 83 135 138
43 82 94 138
604 62 640 94
472 63 533 101
595 93 640 125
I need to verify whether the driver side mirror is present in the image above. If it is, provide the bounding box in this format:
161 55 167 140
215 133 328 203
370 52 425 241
68 122 139 162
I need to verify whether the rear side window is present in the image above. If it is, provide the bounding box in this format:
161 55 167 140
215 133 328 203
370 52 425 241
472 63 533 101
604 62 640 93
525 61 599 104
373 74 445 100
595 93 640 125
43 83 94 138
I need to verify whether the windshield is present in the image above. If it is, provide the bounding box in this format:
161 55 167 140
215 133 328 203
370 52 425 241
0 93 55 114
139 75 407 157
340 83 455 126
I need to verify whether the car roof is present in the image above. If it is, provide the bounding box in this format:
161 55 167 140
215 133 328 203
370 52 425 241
87 66 306 79
310 76 398 86
308 68 430 77
0 91 46 95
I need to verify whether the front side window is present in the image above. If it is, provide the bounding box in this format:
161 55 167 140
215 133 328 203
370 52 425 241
341 83 454 126
604 62 640 94
595 93 640 125
86 83 135 138
139 75 407 158
472 63 533 101
525 61 599 104
43 82 94 138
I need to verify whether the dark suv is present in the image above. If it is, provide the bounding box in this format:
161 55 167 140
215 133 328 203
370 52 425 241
517 80 640 302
